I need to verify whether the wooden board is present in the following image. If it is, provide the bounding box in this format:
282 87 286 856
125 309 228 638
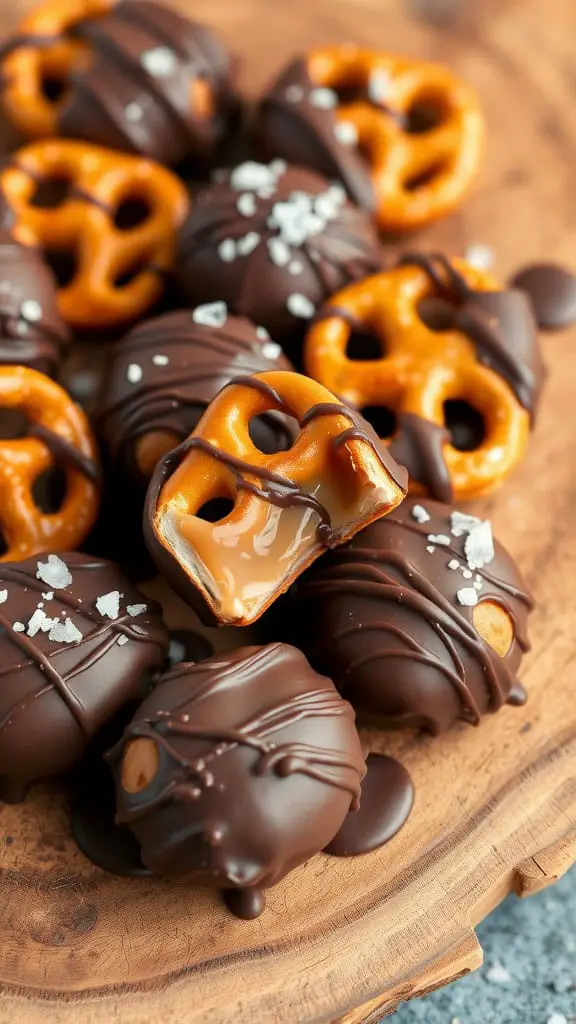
0 0 575 1022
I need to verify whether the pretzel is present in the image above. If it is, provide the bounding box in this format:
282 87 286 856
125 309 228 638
145 370 408 626
0 139 190 326
0 0 113 138
0 366 100 561
305 255 543 502
260 47 484 232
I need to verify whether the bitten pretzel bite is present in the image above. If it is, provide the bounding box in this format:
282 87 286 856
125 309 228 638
0 366 100 560
255 47 485 232
0 139 189 327
145 370 408 626
305 253 545 502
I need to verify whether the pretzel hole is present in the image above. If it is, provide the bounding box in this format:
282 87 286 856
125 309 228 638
113 197 152 231
248 414 297 454
0 530 7 557
404 161 447 192
346 328 384 361
444 399 485 451
0 409 29 439
32 465 67 513
360 404 397 439
41 73 68 104
30 175 71 209
405 100 444 135
196 497 235 523
42 248 78 288
417 296 457 331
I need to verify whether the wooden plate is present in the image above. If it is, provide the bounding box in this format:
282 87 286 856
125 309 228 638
0 1 575 1022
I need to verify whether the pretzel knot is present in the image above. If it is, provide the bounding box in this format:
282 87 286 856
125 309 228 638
0 139 190 326
0 0 113 138
258 47 484 233
0 366 100 561
145 370 408 626
305 256 541 502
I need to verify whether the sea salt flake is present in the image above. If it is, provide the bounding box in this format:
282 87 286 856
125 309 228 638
464 520 495 569
314 191 343 220
411 504 430 523
426 545 436 553
0 590 7 604
450 510 482 536
26 608 57 637
152 354 168 366
486 962 511 983
117 635 129 646
334 120 358 146
48 617 83 643
457 587 478 607
126 363 142 384
20 299 42 321
428 534 450 545
462 569 473 579
96 591 121 619
36 555 73 589
42 591 54 600
141 46 176 77
125 102 144 123
230 161 277 193
261 341 282 360
289 260 303 275
268 237 291 267
237 193 256 217
256 326 270 340
192 302 227 328
237 232 260 256
218 238 236 262
270 159 287 176
464 242 495 271
474 580 483 590
285 84 304 103
12 621 25 632
286 293 315 318
127 603 147 617
447 559 460 570
309 87 338 109
368 69 391 104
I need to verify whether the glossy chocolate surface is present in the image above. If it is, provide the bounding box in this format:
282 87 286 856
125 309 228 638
510 262 576 330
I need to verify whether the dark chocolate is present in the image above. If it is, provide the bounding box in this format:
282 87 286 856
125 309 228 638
389 412 454 503
324 753 414 857
177 161 382 352
510 262 576 330
97 307 295 484
402 252 545 419
291 499 533 735
109 644 366 916
28 421 101 485
254 58 377 213
0 551 168 801
0 230 70 376
57 0 236 167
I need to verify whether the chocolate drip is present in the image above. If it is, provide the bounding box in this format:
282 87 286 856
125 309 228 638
324 753 414 857
28 422 101 485
224 887 266 920
510 262 576 330
389 412 453 502
400 252 544 417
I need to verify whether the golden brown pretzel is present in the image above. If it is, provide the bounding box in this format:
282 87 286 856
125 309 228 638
305 257 536 502
0 139 190 326
146 370 408 625
0 0 112 138
0 365 100 560
305 47 484 232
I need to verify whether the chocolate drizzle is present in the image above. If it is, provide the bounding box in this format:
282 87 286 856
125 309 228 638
292 500 533 735
389 412 453 503
400 252 545 418
110 644 366 913
28 422 101 485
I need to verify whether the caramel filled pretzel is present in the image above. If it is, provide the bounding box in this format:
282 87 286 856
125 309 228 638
258 47 484 232
0 366 100 560
0 0 113 138
305 255 544 502
145 370 407 626
0 139 189 326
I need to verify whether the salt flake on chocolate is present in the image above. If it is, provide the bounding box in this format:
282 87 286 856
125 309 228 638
230 162 278 194
141 46 177 78
192 302 228 328
256 326 270 340
218 239 236 263
127 603 147 617
411 504 430 524
27 608 57 637
334 120 358 146
428 534 450 546
287 293 315 318
12 621 25 632
457 587 478 607
237 193 256 217
20 299 42 322
0 590 7 604
450 510 482 537
262 341 282 360
309 87 338 109
152 354 168 366
36 555 73 590
464 520 495 570
96 591 121 619
117 635 129 646
237 232 260 256
49 618 83 643
285 84 304 103
268 237 291 267
127 363 143 384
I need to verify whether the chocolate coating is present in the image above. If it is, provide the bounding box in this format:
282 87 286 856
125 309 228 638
290 499 533 735
254 58 377 213
110 643 365 913
324 753 414 857
0 552 168 802
389 413 453 504
97 306 295 484
177 161 382 351
510 262 576 330
0 231 70 376
59 0 236 167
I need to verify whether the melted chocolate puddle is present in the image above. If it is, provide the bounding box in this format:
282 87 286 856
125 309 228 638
324 754 414 858
224 887 266 919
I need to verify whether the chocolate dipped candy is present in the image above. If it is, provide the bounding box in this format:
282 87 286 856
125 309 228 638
145 370 408 626
109 643 366 917
0 229 70 375
291 499 533 735
58 1 237 167
98 303 294 485
176 160 382 352
0 551 168 802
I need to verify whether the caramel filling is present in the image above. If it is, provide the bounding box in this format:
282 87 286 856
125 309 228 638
473 600 514 657
121 737 159 793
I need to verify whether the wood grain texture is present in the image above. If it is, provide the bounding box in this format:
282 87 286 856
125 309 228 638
0 0 575 1022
